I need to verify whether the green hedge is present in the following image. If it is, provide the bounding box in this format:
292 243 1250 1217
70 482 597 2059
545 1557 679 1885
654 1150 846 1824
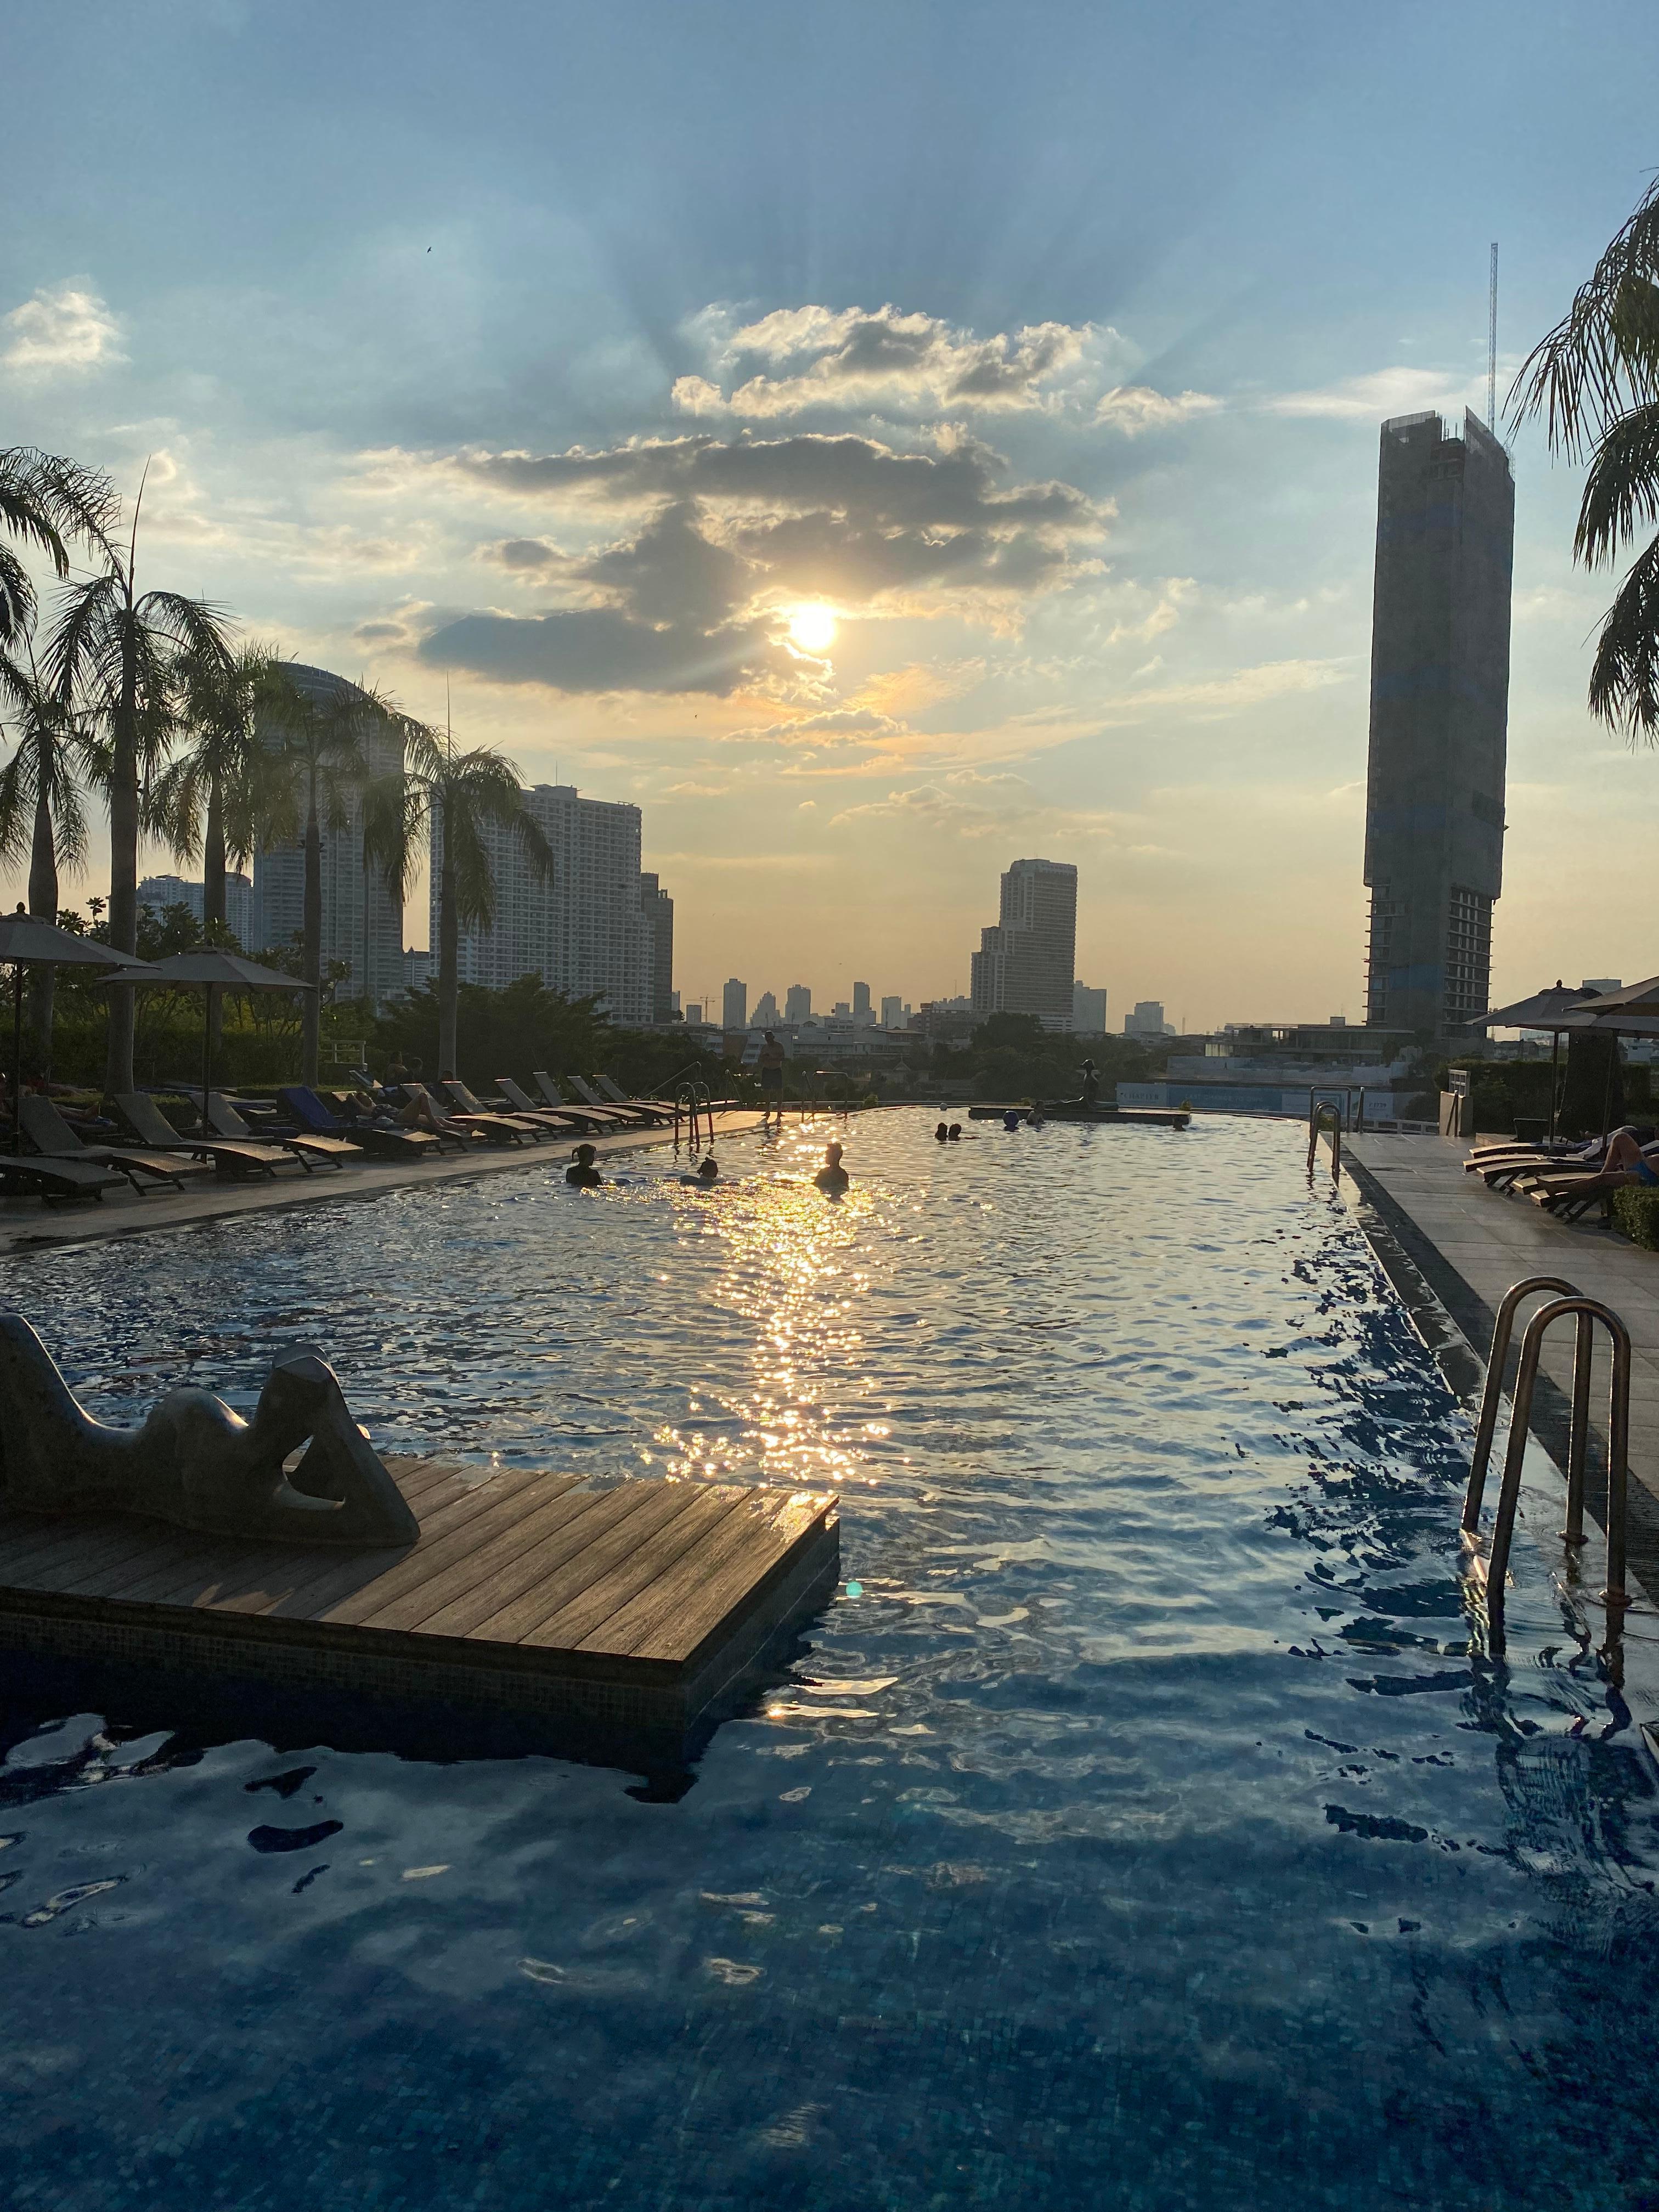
1612 1187 1659 1251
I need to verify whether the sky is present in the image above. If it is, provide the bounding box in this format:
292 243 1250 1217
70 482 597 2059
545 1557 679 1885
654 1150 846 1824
3 0 1657 1029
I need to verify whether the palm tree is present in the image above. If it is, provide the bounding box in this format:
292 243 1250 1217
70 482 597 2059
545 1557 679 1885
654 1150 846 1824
0 636 91 1074
44 488 236 1095
258 664 405 1084
151 643 276 943
1511 174 1659 737
363 720 554 1079
0 447 117 646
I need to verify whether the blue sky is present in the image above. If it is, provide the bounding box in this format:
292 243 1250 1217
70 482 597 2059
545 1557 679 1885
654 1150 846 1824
4 1 1657 1025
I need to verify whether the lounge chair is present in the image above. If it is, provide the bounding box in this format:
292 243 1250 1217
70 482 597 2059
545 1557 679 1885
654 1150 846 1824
442 1079 553 1142
207 1092 360 1170
113 1092 295 1180
568 1074 673 1125
404 1082 529 1147
0 1152 125 1205
531 1073 627 1130
19 1095 210 1194
494 1076 590 1133
591 1074 676 1124
278 1086 446 1163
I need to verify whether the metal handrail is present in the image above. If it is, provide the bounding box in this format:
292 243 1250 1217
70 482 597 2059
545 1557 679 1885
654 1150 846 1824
1479 1294 1633 1633
1462 1274 1581 1531
1306 1098 1342 1181
673 1079 713 1154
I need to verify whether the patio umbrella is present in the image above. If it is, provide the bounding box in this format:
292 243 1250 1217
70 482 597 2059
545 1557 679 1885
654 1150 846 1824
1558 993 1659 1136
133 950 314 1142
0 906 160 1156
1470 981 1601 1144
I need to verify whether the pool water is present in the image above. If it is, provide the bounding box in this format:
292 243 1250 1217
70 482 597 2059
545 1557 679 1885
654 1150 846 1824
4 1108 1659 2211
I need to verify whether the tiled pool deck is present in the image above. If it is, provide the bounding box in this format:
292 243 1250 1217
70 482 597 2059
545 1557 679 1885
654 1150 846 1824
0 1107 768 1260
1340 1128 1659 1584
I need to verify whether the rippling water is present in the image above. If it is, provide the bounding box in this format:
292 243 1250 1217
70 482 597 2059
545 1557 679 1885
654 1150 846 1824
4 1108 1659 2211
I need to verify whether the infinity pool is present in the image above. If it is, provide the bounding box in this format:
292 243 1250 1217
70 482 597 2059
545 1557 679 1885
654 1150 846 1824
3 1109 1658 2210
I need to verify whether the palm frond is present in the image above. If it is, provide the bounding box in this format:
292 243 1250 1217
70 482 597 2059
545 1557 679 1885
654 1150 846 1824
1509 178 1659 455
1575 399 1659 564
1588 529 1659 740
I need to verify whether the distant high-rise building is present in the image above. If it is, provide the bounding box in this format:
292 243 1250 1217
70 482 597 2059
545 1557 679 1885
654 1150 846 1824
723 978 747 1030
252 664 404 1006
970 858 1077 1030
1363 410 1514 1037
1124 1000 1172 1039
852 980 872 1026
685 1003 704 1026
639 872 675 1023
1073 983 1108 1034
785 983 811 1023
402 948 432 993
832 1001 850 1019
880 994 905 1030
439 783 653 1025
138 870 255 946
753 990 779 1029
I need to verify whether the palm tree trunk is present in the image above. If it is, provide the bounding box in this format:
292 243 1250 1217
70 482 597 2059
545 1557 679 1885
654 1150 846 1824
27 787 57 1079
204 780 227 1057
438 817 459 1079
103 610 140 1097
301 772 322 1085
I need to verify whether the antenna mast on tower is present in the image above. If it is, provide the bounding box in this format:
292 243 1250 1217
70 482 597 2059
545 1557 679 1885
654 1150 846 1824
1488 241 1498 432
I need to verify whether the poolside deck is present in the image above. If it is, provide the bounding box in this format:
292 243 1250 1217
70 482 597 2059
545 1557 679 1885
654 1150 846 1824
0 1108 766 1260
0 1455 839 1759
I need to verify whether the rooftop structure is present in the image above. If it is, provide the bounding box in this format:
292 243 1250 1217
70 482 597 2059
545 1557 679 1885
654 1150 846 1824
970 857 1077 1031
1363 410 1514 1038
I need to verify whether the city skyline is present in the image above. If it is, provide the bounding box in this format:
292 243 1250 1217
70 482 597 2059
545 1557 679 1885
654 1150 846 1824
3 8 1657 1027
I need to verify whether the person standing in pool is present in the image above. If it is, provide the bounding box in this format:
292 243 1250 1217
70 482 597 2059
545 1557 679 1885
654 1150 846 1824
814 1142 850 1192
566 1142 603 1187
757 1030 785 1125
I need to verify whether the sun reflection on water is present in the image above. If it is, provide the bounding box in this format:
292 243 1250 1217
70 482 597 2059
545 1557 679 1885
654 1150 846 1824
653 1122 879 1493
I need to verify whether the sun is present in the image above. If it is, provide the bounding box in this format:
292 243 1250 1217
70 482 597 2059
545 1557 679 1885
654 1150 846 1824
787 603 838 653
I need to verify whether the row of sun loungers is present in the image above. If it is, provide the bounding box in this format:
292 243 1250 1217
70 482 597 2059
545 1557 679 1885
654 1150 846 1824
0 1072 699 1207
1463 1130 1659 1221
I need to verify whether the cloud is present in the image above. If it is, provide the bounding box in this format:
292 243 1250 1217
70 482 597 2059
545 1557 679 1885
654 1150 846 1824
727 706 907 748
1094 385 1220 433
1 283 125 375
830 765 1116 840
672 303 1099 419
1115 657 1348 716
422 430 1104 693
1265 366 1479 421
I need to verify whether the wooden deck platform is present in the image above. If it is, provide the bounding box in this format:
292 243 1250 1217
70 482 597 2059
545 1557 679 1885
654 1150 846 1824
0 1459 839 1761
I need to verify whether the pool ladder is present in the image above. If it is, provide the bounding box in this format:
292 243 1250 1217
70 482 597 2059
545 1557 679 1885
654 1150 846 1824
1462 1274 1634 1649
1306 1098 1342 1182
673 1080 713 1154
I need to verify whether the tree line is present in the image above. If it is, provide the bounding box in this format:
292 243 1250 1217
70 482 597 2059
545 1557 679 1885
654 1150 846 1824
0 450 553 1093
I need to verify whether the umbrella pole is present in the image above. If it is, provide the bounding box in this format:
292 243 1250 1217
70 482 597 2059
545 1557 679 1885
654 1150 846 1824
9 964 20 1157
1601 1031 1618 1141
202 983 216 1138
1549 1030 1560 1147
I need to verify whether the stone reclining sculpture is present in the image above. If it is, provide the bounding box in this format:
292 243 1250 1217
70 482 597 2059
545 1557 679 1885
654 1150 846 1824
0 1314 419 1548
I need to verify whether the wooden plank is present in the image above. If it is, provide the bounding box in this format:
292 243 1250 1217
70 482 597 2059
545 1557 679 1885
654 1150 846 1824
311 1467 556 1627
626 1496 837 1664
467 1481 708 1646
408 1483 664 1640
580 1493 826 1662
357 1475 594 1633
520 1487 744 1652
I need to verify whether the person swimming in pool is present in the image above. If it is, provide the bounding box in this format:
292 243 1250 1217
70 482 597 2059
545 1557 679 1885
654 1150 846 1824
947 1123 963 1142
1002 1110 1022 1132
695 1153 719 1182
814 1141 850 1192
566 1142 603 1187
935 1121 950 1142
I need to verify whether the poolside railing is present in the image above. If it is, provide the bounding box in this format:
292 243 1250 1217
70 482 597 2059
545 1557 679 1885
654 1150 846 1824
1306 1098 1342 1182
1465 1276 1634 1650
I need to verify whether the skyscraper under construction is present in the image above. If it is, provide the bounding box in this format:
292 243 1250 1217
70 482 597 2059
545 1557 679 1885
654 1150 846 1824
1363 409 1514 1037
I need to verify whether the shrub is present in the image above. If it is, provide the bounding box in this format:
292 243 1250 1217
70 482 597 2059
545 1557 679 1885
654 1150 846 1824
1612 1187 1659 1250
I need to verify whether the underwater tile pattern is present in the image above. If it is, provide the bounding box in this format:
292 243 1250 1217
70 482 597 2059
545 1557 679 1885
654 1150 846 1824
3 1109 1659 2211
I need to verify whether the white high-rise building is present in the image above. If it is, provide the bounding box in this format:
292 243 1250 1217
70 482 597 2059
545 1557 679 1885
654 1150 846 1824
723 978 747 1030
970 858 1077 1031
785 983 811 1023
852 980 873 1026
138 870 255 946
437 783 654 1026
252 665 404 1006
753 991 780 1029
1073 983 1108 1034
880 994 906 1029
1125 1000 1173 1039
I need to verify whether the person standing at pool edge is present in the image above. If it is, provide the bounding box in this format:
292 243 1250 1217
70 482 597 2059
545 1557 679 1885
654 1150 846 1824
815 1142 849 1192
757 1030 785 1125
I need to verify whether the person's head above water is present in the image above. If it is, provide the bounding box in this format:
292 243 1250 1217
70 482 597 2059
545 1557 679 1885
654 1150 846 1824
947 1123 963 1141
934 1121 949 1141
697 1153 719 1180
825 1142 843 1163
573 1142 596 1164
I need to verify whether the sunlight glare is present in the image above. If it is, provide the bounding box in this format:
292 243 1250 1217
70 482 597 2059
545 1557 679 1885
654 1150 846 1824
787 603 837 653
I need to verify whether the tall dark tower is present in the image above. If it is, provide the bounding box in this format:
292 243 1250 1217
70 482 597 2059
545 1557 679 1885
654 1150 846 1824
1363 409 1514 1037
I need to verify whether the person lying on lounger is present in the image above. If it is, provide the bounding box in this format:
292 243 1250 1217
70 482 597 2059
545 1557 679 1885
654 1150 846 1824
1521 1126 1659 1204
567 1142 604 1187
